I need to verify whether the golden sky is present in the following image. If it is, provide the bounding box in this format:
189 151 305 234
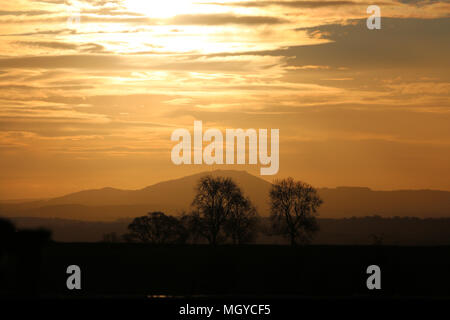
0 0 449 199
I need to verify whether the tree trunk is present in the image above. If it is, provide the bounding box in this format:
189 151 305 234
290 233 297 246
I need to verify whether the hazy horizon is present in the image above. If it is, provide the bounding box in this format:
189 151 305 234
2 169 450 202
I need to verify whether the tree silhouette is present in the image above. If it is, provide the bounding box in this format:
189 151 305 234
123 212 187 244
370 233 384 246
0 218 51 296
0 218 15 250
190 175 254 245
102 232 120 243
269 178 323 245
223 195 259 244
179 212 204 244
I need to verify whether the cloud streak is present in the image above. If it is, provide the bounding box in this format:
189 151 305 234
0 0 449 198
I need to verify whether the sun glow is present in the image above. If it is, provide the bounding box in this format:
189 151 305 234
124 0 197 18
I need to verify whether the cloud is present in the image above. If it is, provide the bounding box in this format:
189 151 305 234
169 13 288 25
395 0 444 6
0 28 77 37
0 10 53 16
287 18 450 69
0 15 157 25
0 13 287 26
203 1 366 8
0 54 280 72
1 0 449 197
15 41 79 50
0 55 124 70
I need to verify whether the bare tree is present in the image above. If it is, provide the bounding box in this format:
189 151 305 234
123 212 187 244
269 178 323 245
191 175 248 245
224 195 259 244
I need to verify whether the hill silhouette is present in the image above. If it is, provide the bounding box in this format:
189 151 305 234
1 170 450 221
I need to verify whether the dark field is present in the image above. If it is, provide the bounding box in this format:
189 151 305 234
9 216 450 245
5 243 450 298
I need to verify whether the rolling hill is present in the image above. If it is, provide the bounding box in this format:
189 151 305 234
1 170 450 221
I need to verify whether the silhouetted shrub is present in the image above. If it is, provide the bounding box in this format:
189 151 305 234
123 212 187 244
0 218 51 296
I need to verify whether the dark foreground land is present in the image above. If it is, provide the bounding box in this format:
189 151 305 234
2 243 450 298
9 216 450 244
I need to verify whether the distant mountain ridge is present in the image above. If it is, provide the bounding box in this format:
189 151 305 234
1 170 450 221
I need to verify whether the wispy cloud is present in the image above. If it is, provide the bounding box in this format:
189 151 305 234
0 0 449 197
